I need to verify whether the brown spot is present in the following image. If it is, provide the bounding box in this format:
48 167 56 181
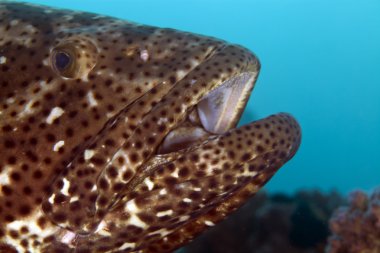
54 193 67 204
164 177 178 186
19 205 31 216
2 186 13 196
241 153 251 162
129 153 139 163
52 212 67 223
97 196 108 207
98 178 109 190
10 172 21 182
256 145 265 153
178 167 190 177
227 151 235 159
107 166 118 178
138 213 155 223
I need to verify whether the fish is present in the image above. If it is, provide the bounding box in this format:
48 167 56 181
0 1 301 252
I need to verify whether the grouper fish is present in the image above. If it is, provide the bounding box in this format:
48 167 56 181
0 2 301 252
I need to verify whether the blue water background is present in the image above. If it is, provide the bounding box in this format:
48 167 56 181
20 0 380 194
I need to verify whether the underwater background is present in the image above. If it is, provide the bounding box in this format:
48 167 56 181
5 0 380 252
19 0 380 195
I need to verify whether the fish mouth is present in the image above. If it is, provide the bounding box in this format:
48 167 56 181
156 69 301 162
157 72 258 154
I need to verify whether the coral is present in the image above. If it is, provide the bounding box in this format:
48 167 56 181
181 189 344 253
326 188 380 253
180 187 380 253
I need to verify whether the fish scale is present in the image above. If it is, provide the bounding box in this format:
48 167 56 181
0 2 301 252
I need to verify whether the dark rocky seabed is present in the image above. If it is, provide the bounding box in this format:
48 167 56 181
180 187 380 253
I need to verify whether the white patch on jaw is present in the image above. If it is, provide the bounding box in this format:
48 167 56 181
21 100 35 116
95 220 111 236
84 149 95 160
125 200 148 228
140 49 149 62
171 169 179 178
159 188 167 195
39 80 47 88
156 209 173 217
53 140 65 152
190 59 200 67
244 170 258 177
176 70 186 80
60 230 76 244
204 220 215 226
129 215 147 229
0 56 6 64
106 112 114 118
95 220 107 233
119 242 136 251
61 178 71 196
126 200 139 213
144 177 154 191
179 215 190 222
87 91 98 107
69 196 79 203
157 117 168 125
48 194 55 204
0 167 11 185
183 198 192 203
46 107 64 124
241 163 259 177
148 228 171 237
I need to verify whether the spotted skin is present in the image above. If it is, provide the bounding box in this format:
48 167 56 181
0 2 301 253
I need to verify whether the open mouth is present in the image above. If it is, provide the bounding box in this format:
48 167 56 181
158 72 257 154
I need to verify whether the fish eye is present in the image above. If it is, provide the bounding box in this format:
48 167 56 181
51 37 98 79
51 47 77 78
54 51 72 71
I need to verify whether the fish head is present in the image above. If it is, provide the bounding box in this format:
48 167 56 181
0 2 301 252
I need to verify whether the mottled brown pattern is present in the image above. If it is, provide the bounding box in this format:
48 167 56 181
0 2 301 252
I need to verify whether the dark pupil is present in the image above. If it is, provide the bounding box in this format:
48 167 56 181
55 51 71 71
